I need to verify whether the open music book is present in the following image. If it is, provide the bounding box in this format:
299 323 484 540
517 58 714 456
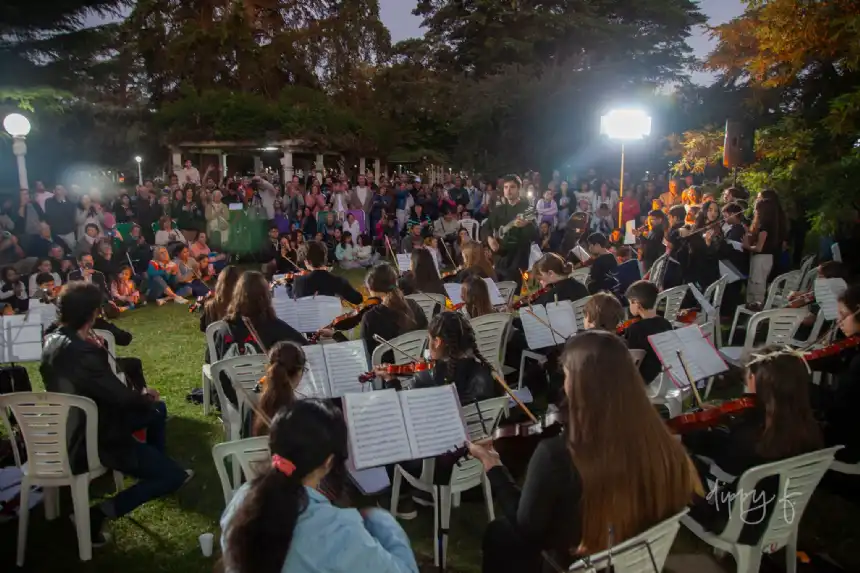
272 296 343 332
649 325 727 387
294 340 370 399
814 277 848 321
343 386 467 470
624 220 636 245
396 253 411 274
444 279 505 306
519 301 577 349
572 245 591 263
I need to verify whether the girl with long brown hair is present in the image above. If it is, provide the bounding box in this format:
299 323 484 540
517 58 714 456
531 252 588 305
200 264 241 332
684 348 823 543
252 342 306 437
399 248 447 297
462 274 495 319
469 331 699 572
744 194 783 306
358 262 427 358
452 240 496 282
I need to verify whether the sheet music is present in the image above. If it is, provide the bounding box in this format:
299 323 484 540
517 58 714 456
3 315 43 363
324 340 369 398
444 283 465 305
814 278 847 321
273 297 300 324
519 305 557 350
344 390 413 470
529 243 543 269
294 297 342 332
546 301 577 342
624 220 636 245
399 386 467 460
483 279 505 306
295 345 329 399
719 260 744 284
396 253 411 274
831 243 842 263
688 284 716 317
648 326 727 387
572 245 590 263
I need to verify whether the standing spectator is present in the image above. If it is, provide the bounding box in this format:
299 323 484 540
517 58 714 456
557 181 571 224
177 187 204 243
659 179 682 208
574 181 595 214
135 186 160 244
28 258 62 297
592 181 619 214
115 193 136 224
30 222 69 259
19 189 43 243
32 181 54 211
76 195 104 240
176 159 201 185
0 266 30 314
394 182 412 231
536 189 559 227
206 190 231 247
44 185 78 248
448 176 470 210
348 174 374 217
305 182 326 215
300 207 317 238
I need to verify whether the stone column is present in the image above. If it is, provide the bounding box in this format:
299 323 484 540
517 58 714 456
220 153 228 178
253 155 263 175
374 159 381 184
315 153 325 183
359 157 367 179
281 149 294 181
170 147 182 175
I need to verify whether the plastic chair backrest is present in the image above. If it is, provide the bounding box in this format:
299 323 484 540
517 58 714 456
371 330 428 367
448 397 509 491
570 296 591 332
94 329 120 378
799 266 818 294
459 219 479 241
567 509 689 572
742 308 807 350
570 267 590 284
406 293 446 323
206 320 224 363
798 254 816 282
212 436 271 505
469 313 513 373
704 275 728 311
720 447 841 551
210 354 267 429
629 349 646 368
765 270 801 310
495 282 517 307
0 392 102 478
656 284 689 323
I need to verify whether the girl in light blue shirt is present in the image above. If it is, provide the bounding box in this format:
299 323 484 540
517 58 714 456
221 400 418 573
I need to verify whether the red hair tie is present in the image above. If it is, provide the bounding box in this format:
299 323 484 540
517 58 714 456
272 454 296 477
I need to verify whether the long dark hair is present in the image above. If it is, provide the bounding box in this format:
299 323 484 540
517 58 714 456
366 263 416 329
411 248 445 296
428 311 494 382
747 349 823 459
752 196 783 245
561 332 698 552
254 342 306 437
206 265 241 322
225 400 348 573
226 271 276 326
462 275 493 318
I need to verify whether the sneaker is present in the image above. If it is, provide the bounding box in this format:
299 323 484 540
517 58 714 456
378 494 417 520
412 490 434 508
156 298 168 306
174 296 189 304
69 508 111 548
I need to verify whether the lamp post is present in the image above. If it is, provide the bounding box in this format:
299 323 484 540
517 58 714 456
3 113 32 190
134 156 143 185
600 109 652 228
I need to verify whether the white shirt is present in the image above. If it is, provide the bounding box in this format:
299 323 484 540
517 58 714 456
176 167 201 184
345 219 361 239
34 191 54 211
334 192 346 213
356 186 369 206
29 272 62 297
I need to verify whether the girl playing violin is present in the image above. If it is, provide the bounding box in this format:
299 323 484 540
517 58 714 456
200 265 240 333
683 348 823 544
252 341 306 437
449 240 496 283
398 248 447 298
467 331 699 573
462 275 494 319
374 311 496 404
530 253 588 305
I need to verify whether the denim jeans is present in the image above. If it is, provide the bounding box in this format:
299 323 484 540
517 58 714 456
147 275 191 300
186 279 210 298
101 401 186 518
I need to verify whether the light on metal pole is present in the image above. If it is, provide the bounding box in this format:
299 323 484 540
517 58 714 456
600 109 652 228
4 113 32 191
134 155 143 185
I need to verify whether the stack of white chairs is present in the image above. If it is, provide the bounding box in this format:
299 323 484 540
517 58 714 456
682 447 841 573
212 436 271 505
0 392 124 566
391 396 509 569
209 354 268 442
0 313 44 363
201 320 225 415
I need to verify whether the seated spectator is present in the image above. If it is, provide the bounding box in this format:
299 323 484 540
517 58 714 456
47 243 74 281
30 222 70 259
189 232 227 273
344 212 361 239
41 282 190 546
93 241 122 283
0 231 37 275
32 271 60 305
147 246 190 305
325 228 341 263
403 224 424 253
111 265 141 310
68 253 111 302
336 231 363 269
355 234 378 267
154 216 188 248
174 245 211 298
28 258 62 298
74 223 103 258
0 266 30 314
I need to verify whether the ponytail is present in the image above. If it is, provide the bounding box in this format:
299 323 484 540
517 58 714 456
534 252 571 277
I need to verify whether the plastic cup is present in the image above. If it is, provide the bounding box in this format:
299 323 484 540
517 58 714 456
199 532 214 557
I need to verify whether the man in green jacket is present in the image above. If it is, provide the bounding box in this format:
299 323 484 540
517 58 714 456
487 174 537 288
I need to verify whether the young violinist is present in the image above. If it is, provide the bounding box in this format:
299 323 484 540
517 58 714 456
252 341 306 437
530 253 588 305
468 331 699 573
450 240 496 282
718 202 748 319
398 248 447 298
200 265 241 332
808 284 860 462
637 209 666 272
623 280 674 384
582 292 623 332
613 245 641 296
292 241 363 305
221 401 419 573
584 232 618 295
462 274 495 319
683 349 823 543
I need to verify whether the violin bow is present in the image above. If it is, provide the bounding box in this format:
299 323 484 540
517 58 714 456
800 306 860 352
372 334 423 363
489 368 539 423
676 350 704 409
384 235 398 266
232 316 273 428
439 235 456 268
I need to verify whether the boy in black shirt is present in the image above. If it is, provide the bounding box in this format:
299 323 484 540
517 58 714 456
638 209 666 273
624 280 674 384
292 241 363 304
585 232 618 294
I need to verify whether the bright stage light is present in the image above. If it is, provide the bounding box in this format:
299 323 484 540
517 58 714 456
600 109 652 140
4 113 31 137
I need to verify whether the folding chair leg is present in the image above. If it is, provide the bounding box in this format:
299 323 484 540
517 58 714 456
202 372 211 416
390 467 402 516
43 486 60 521
482 474 495 522
734 545 761 573
16 477 31 566
433 485 452 569
729 308 744 347
70 476 93 561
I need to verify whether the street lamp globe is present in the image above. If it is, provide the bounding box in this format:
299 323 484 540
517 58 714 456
600 109 652 140
3 113 31 137
134 156 143 163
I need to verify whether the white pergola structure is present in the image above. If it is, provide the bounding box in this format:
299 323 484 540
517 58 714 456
169 141 384 184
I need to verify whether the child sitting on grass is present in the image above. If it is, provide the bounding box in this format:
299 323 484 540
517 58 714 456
111 265 141 311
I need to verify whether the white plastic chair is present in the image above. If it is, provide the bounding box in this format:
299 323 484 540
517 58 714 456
495 281 517 308
391 396 509 568
94 329 126 386
656 284 689 323
702 276 728 347
629 349 646 368
212 436 270 505
469 313 513 374
682 447 841 573
406 293 447 323
201 320 225 415
459 218 479 241
570 296 591 332
798 266 818 295
830 459 860 475
0 392 122 565
369 330 429 389
796 255 816 287
209 354 267 442
0 313 44 363
568 509 689 572
721 308 807 366
570 267 590 284
647 373 683 419
729 270 799 345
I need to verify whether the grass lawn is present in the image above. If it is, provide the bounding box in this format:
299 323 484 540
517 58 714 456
1 283 859 573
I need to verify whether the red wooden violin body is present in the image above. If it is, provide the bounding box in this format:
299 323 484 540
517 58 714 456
308 297 381 343
666 396 756 434
490 409 566 478
803 336 860 362
358 360 436 384
616 317 641 335
511 285 551 310
675 308 699 325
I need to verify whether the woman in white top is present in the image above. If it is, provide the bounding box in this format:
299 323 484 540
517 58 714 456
154 216 189 247
536 189 559 227
343 212 361 240
591 181 619 214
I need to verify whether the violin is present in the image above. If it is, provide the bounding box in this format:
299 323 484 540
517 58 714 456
675 308 699 325
358 360 436 384
188 292 213 313
491 407 566 479
271 270 309 288
441 267 462 282
308 297 382 343
788 291 815 309
666 396 756 434
616 316 641 335
511 285 551 310
803 336 860 362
